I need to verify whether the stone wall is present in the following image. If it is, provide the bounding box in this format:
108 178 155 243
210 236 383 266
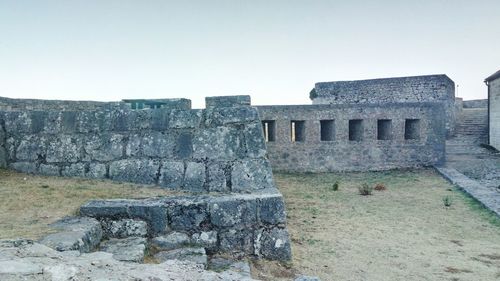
0 96 273 193
489 78 500 149
463 99 488 108
0 96 194 112
0 95 292 261
257 102 446 172
312 75 456 137
0 96 127 111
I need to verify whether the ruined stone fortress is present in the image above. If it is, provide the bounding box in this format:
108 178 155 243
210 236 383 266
0 74 477 269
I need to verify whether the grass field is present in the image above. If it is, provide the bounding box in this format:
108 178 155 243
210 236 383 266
0 169 181 239
1 168 499 280
253 169 500 281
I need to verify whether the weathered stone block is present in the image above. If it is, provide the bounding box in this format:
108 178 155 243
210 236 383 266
169 200 208 231
150 232 190 251
207 163 228 192
258 228 291 260
29 111 47 133
159 161 184 189
244 122 267 158
127 204 168 235
80 200 129 218
184 162 206 192
100 237 147 262
46 135 81 163
205 106 259 126
101 219 148 238
150 109 170 131
109 159 159 184
84 133 123 161
10 162 38 174
174 131 193 159
60 111 77 133
219 229 254 254
5 137 16 160
205 95 251 108
39 164 60 176
15 135 46 161
142 131 174 158
4 112 31 135
193 127 242 160
231 159 274 191
109 110 130 131
41 111 59 134
127 110 152 131
259 196 286 225
87 163 107 179
0 147 7 168
191 230 217 251
125 133 141 157
209 199 257 227
78 110 113 133
62 163 86 177
39 217 102 253
154 247 207 267
169 109 202 128
0 124 5 144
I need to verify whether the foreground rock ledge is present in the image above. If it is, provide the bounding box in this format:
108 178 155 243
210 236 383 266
0 239 256 281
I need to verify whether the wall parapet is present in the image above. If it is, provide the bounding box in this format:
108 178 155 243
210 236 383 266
311 74 456 137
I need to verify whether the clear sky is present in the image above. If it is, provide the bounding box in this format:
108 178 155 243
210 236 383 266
0 0 499 108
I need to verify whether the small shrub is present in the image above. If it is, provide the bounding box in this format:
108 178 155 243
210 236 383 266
374 183 386 191
358 183 373 196
331 181 339 191
443 196 453 207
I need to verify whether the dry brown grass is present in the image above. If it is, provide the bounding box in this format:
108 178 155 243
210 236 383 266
0 169 183 239
253 168 500 281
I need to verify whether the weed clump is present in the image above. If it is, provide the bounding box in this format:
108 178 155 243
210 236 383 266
374 183 386 191
443 196 453 207
331 181 339 191
358 183 373 196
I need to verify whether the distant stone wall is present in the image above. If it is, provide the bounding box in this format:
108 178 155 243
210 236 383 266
0 96 272 193
489 79 500 149
257 102 446 172
312 75 456 137
0 96 195 112
0 96 127 111
463 99 488 108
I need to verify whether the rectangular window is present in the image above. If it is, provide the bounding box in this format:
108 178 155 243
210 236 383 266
261 120 276 142
291 120 305 142
349 119 363 141
405 119 420 140
320 120 335 141
377 119 392 140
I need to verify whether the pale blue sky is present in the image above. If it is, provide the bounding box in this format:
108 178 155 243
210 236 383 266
0 0 499 108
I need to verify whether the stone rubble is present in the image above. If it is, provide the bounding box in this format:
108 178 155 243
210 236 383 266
0 239 257 281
